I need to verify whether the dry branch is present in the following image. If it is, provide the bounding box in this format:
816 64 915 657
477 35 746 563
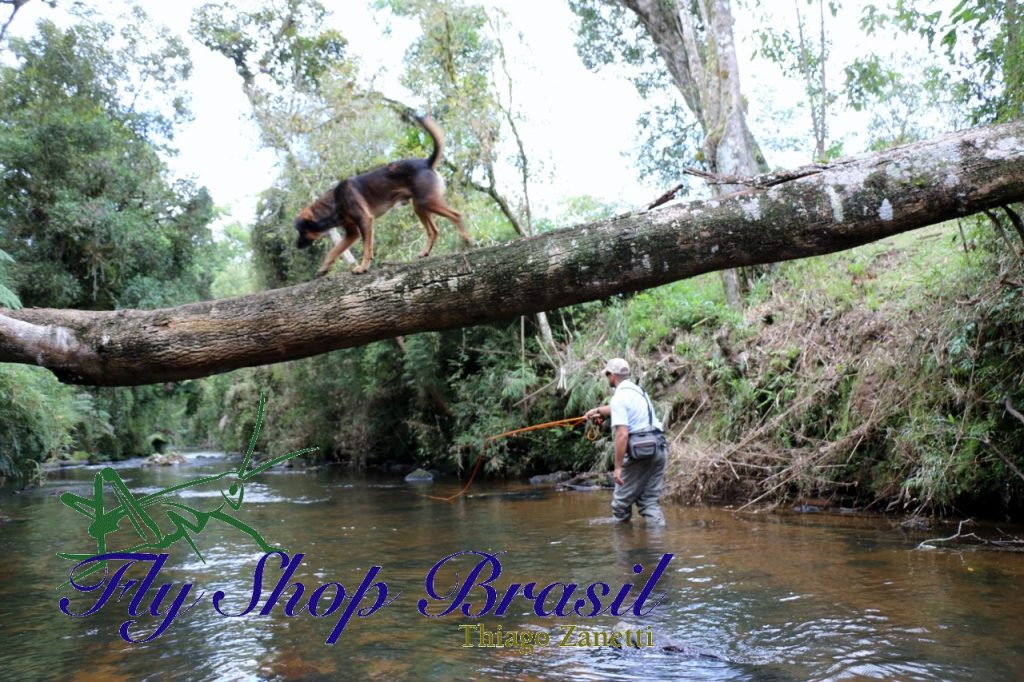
1005 397 1024 426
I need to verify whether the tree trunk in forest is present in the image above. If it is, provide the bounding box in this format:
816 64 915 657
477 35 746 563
621 0 766 307
2 121 1023 386
1005 0 1023 119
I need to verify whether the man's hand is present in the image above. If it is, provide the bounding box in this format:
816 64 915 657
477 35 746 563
613 425 628 486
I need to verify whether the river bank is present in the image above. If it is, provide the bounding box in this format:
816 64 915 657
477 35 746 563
635 222 1024 519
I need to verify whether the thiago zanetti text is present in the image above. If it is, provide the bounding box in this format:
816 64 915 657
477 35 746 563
460 623 655 653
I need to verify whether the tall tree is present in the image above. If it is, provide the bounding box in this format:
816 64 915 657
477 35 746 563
192 0 411 282
191 0 348 165
844 52 950 150
382 0 559 352
383 2 517 228
751 0 839 161
0 10 218 468
192 0 486 462
571 0 767 306
0 17 214 310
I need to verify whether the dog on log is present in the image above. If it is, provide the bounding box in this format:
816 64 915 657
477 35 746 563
294 115 471 276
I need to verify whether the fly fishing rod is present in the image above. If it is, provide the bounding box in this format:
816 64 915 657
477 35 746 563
426 416 602 502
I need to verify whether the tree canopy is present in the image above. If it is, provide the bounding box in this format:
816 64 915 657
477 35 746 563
0 16 214 310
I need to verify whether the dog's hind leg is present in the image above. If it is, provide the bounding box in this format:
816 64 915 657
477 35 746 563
414 205 440 258
424 199 472 247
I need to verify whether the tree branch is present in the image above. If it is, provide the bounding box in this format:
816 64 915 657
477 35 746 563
984 208 1022 258
680 164 827 188
447 159 527 237
1005 396 1024 426
1002 204 1024 244
0 0 29 43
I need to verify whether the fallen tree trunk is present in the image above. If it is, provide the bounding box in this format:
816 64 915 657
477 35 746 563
2 120 1024 386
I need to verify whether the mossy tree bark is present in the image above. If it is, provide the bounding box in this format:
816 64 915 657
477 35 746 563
2 120 1024 386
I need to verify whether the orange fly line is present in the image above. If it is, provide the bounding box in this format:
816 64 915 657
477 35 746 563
425 416 602 502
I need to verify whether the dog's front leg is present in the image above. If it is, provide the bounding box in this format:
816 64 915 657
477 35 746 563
352 217 374 275
317 230 359 277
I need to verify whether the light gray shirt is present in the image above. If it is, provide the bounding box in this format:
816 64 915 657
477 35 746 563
609 380 663 433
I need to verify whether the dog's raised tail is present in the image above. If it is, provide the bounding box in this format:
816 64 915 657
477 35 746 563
418 115 444 169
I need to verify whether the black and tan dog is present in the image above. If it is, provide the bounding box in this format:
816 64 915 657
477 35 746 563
294 115 471 276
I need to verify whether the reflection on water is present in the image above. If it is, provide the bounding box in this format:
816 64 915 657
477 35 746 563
2 457 1024 681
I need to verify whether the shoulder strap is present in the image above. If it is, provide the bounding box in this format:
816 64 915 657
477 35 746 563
619 384 655 430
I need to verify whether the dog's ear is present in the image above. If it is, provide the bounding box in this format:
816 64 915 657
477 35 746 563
295 228 318 249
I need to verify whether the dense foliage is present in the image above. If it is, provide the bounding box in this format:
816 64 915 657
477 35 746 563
0 18 214 310
0 12 218 473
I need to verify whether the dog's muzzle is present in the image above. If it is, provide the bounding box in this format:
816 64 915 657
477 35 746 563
296 235 313 249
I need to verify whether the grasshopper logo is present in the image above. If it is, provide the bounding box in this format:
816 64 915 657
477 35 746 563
56 394 316 588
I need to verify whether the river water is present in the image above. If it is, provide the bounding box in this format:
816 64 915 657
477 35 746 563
2 453 1023 681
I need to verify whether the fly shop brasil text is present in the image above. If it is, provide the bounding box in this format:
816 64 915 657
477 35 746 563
59 550 673 644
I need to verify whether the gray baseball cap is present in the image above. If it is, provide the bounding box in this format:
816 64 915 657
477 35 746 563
603 358 630 376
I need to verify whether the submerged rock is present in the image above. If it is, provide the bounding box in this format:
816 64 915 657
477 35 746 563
404 468 434 483
557 471 613 490
529 471 571 485
145 452 187 466
662 643 730 661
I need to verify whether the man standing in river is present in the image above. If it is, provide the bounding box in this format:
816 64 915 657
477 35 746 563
584 358 668 526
